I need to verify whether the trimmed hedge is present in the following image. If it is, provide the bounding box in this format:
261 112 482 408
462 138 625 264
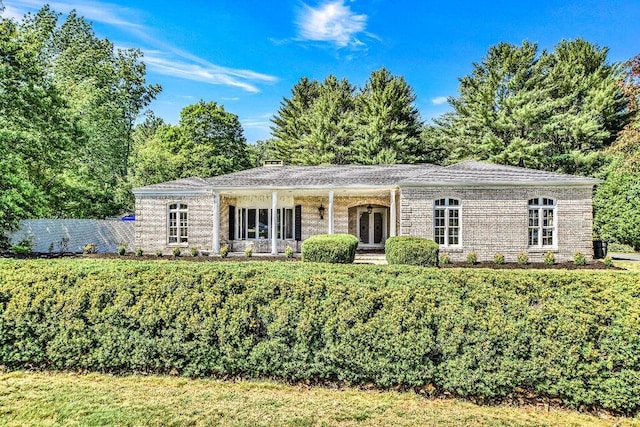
385 236 439 267
301 233 358 263
0 259 639 415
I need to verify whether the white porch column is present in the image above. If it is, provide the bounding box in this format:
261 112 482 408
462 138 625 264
390 189 397 237
328 191 334 234
213 192 220 254
271 191 278 254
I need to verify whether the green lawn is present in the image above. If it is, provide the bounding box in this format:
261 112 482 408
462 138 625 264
614 260 640 272
0 372 636 427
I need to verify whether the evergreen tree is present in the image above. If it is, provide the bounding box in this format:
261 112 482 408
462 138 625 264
271 77 320 162
351 67 422 164
442 39 627 175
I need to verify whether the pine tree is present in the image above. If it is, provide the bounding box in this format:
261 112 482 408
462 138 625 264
351 67 422 164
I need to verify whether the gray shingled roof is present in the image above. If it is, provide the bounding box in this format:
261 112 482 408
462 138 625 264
133 160 600 193
399 160 601 186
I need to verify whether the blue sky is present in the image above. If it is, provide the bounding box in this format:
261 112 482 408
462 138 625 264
3 0 640 143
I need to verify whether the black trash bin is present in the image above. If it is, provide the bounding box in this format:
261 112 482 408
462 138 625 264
593 240 608 259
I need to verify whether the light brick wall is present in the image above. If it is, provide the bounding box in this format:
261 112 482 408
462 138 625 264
136 186 595 260
134 194 214 254
399 186 594 262
297 194 392 240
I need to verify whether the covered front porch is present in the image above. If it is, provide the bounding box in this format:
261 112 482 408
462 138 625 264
214 188 399 254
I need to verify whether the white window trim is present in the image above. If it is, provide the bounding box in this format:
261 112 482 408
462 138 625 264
433 198 462 247
235 206 295 241
527 197 557 249
167 202 188 246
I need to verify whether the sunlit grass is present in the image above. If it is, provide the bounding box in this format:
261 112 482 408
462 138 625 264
614 260 640 272
0 372 637 426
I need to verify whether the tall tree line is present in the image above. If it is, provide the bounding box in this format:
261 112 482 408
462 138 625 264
271 67 424 165
1 6 159 241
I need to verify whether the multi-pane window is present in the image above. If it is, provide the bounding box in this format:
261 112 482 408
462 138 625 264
528 198 556 247
236 207 294 240
434 198 460 246
168 203 188 244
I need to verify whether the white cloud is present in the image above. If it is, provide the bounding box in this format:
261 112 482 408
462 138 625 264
9 0 141 29
7 0 278 93
296 1 368 47
431 96 448 105
143 52 275 93
1 5 27 21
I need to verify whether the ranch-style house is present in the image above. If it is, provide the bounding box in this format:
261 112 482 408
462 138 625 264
132 160 601 262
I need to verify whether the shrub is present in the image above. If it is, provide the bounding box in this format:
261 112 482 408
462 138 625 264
284 245 294 259
573 251 586 266
385 236 439 267
117 245 127 256
135 247 144 257
543 251 555 266
603 256 614 267
517 252 529 265
220 245 229 258
172 247 181 257
11 237 32 255
244 244 254 258
155 250 163 258
302 234 359 264
439 252 451 265
190 247 199 257
0 259 639 415
466 251 477 265
493 253 505 264
83 243 97 254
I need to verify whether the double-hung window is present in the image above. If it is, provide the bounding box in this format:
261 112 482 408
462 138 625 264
528 198 556 247
236 207 294 240
434 198 460 246
168 203 188 244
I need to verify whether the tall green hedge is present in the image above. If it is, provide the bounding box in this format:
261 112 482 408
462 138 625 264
385 236 439 267
0 259 639 415
301 233 359 263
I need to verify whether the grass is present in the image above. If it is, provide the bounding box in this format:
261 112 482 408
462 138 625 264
614 259 640 272
0 372 637 427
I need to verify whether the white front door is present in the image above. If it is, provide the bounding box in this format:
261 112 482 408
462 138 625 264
358 207 386 248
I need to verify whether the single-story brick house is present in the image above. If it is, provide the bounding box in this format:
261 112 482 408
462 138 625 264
132 160 600 262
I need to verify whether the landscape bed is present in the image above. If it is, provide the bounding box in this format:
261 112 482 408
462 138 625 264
0 259 638 416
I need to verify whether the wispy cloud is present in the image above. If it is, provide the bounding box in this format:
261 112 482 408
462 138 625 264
296 1 369 48
1 5 27 21
8 0 141 28
431 96 448 105
6 0 278 93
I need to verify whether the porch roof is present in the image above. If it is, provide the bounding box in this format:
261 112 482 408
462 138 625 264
132 160 600 194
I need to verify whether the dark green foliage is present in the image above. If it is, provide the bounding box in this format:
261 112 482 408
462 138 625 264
440 39 627 175
117 245 127 256
172 247 181 257
385 236 439 267
301 234 358 263
271 69 426 165
0 260 639 414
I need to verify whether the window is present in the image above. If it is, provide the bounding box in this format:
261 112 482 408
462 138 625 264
434 198 460 246
168 203 188 244
528 198 556 247
236 207 294 240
